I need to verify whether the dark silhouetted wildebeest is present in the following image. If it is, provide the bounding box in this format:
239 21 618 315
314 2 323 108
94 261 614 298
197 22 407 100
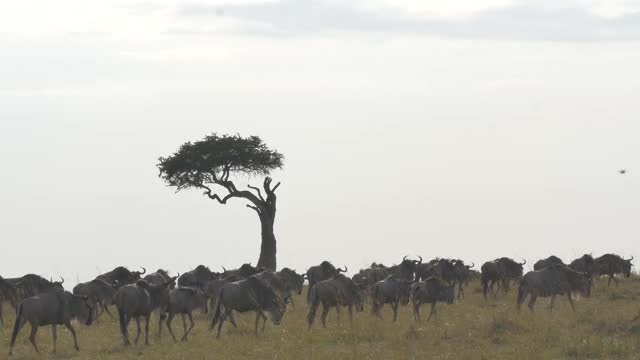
392 256 422 281
415 258 456 284
481 258 526 300
73 279 117 321
97 267 146 288
305 261 347 302
371 275 412 321
164 287 209 342
517 264 591 312
9 289 93 355
144 269 175 288
595 254 633 286
0 276 19 326
533 255 565 271
222 263 265 280
569 254 599 278
411 276 455 321
113 279 175 346
452 260 474 300
178 265 220 290
307 273 364 328
210 276 286 338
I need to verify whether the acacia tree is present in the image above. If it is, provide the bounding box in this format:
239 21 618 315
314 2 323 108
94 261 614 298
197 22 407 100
157 134 284 271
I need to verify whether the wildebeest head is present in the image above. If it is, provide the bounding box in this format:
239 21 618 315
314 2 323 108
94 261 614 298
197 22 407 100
498 258 526 279
69 293 94 326
279 268 305 295
623 256 634 277
398 255 422 280
561 266 592 298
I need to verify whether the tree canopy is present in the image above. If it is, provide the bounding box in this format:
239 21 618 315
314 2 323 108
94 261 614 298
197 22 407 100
157 133 284 194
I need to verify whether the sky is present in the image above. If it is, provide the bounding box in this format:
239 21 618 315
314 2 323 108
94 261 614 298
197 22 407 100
1 0 639 285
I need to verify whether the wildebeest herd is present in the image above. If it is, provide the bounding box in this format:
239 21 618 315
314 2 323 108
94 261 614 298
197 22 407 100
0 253 633 355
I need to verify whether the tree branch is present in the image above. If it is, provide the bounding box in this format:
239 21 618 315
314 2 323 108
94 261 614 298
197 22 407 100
247 185 265 201
246 204 262 214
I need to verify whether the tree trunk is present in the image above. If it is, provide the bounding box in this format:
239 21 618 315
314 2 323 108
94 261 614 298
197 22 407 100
257 215 277 271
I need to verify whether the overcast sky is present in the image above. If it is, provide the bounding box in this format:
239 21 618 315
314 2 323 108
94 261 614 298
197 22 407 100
1 0 639 284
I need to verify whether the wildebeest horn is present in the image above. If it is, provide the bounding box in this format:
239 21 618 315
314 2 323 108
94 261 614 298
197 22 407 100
403 255 408 261
628 256 634 261
338 266 348 273
466 262 475 269
519 259 527 265
60 276 65 284
140 267 146 275
414 256 423 264
221 266 227 272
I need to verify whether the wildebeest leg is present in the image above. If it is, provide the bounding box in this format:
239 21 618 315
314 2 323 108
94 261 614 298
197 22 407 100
144 315 150 345
307 302 317 329
320 304 330 328
181 314 188 341
567 293 576 312
102 303 115 319
413 301 421 321
549 295 556 312
184 312 195 341
65 322 80 351
120 311 131 347
348 305 354 327
228 312 239 330
261 312 267 333
392 300 399 322
0 302 4 326
134 317 141 345
427 301 436 322
335 304 341 325
166 312 177 342
216 310 229 338
28 324 39 353
51 324 57 353
528 294 537 312
517 286 527 312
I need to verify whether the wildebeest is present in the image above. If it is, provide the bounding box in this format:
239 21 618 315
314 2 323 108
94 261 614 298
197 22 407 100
307 273 364 328
393 256 423 281
164 287 209 342
371 275 412 321
144 269 175 288
569 254 599 278
410 276 455 321
178 265 220 290
517 264 592 312
0 276 19 326
9 289 93 355
254 269 304 307
97 267 146 288
72 279 117 321
210 276 286 338
481 258 526 300
7 274 64 301
595 254 634 286
276 268 305 299
222 263 265 280
113 279 175 346
415 258 456 284
305 261 347 302
533 255 565 271
452 260 474 299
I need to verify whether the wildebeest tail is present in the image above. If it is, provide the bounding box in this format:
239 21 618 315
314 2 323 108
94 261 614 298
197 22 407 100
210 291 223 330
10 303 24 351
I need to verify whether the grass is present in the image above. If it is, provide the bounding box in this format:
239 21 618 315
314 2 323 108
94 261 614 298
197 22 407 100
3 277 640 359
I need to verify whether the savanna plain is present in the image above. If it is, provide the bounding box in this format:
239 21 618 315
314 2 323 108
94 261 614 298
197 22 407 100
4 277 640 360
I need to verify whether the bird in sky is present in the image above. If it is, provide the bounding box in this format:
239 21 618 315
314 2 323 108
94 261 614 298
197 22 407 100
619 169 627 175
